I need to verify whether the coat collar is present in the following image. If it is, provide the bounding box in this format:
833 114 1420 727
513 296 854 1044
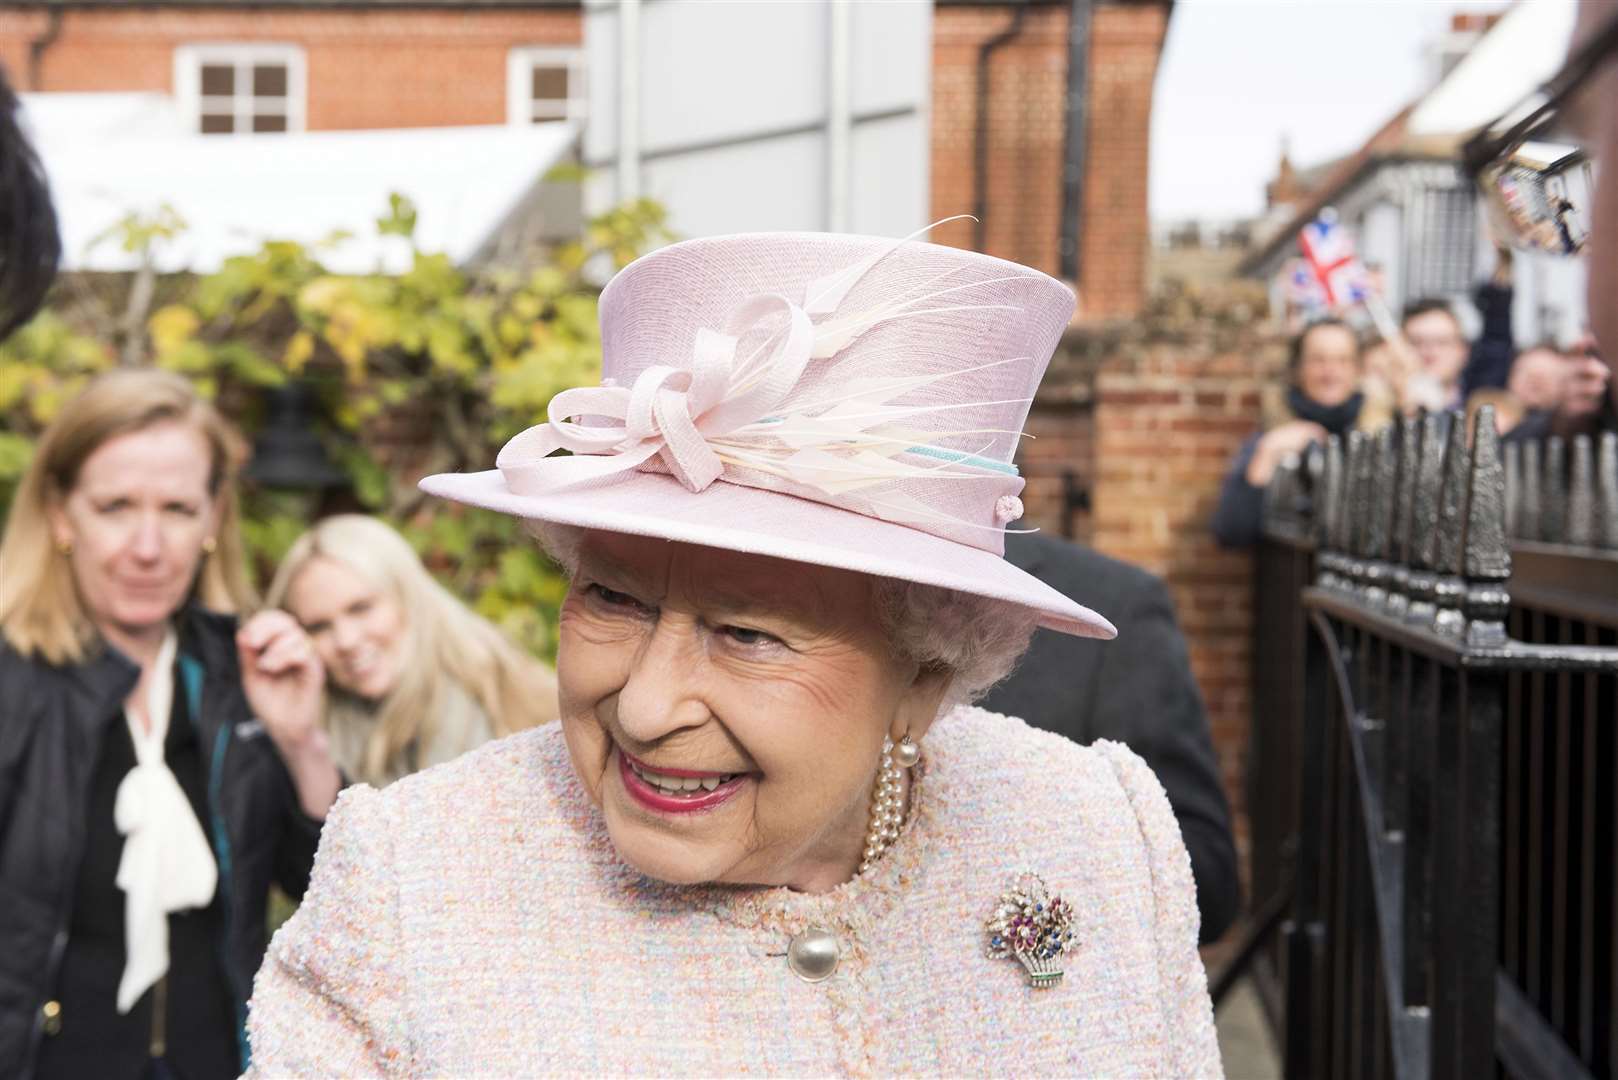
59 604 240 738
63 645 140 744
173 604 241 678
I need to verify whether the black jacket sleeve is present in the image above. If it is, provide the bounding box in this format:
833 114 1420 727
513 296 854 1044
1078 574 1241 943
0 646 27 838
1212 434 1266 549
1461 281 1516 399
273 790 326 900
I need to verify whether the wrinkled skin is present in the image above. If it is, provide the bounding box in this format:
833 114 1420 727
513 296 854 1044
556 532 947 894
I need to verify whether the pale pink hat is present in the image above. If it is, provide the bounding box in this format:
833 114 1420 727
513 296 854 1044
420 229 1115 639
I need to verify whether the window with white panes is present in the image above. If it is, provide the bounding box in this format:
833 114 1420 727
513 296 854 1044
1409 186 1478 298
506 47 587 126
175 45 306 135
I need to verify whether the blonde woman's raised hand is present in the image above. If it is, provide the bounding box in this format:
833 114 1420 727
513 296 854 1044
239 609 342 819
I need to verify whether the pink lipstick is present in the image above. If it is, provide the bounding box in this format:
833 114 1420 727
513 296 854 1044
617 748 748 814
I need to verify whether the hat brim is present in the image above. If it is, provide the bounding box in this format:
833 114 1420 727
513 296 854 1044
419 470 1115 640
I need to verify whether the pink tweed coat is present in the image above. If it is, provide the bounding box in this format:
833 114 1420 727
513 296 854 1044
244 707 1222 1078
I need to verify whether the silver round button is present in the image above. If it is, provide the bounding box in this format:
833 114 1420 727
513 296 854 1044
786 926 840 982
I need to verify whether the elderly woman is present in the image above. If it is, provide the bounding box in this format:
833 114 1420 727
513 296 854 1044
244 232 1221 1077
264 514 558 787
0 370 339 1079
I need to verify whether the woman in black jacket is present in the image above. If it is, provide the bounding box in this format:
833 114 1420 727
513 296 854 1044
0 370 340 1079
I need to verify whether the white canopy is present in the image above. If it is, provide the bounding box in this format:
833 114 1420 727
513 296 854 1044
1407 0 1578 138
21 93 577 274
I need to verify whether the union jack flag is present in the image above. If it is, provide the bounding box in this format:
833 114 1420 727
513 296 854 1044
1283 257 1328 312
1297 213 1373 307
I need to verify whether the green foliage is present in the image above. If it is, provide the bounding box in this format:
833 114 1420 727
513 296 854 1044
0 431 33 510
93 203 188 257
237 495 312 571
0 195 674 660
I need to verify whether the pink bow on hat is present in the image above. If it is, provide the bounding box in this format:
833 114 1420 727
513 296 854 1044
498 294 815 495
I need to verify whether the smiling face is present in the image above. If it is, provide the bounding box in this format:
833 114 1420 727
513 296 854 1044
557 532 946 893
1294 323 1362 409
285 555 409 701
47 421 219 644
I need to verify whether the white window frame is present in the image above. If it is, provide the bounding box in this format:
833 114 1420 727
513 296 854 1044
506 46 587 126
174 43 307 135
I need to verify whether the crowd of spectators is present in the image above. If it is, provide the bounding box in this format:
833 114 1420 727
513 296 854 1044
1216 250 1615 548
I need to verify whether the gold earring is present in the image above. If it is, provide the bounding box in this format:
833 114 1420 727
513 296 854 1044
56 538 73 557
201 536 218 556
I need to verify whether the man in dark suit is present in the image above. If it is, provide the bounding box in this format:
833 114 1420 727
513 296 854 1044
982 531 1240 944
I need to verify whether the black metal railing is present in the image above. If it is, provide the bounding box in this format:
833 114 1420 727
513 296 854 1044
1503 432 1618 550
1222 416 1618 1079
1497 430 1618 1078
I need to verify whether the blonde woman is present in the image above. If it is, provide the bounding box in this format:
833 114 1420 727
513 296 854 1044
0 369 338 1080
264 515 557 788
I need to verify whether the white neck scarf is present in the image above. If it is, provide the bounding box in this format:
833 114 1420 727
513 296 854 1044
113 628 220 1014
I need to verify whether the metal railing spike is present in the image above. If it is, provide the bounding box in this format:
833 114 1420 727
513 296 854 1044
1568 435 1595 548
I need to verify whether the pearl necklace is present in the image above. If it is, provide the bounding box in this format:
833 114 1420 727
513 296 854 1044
858 738 908 876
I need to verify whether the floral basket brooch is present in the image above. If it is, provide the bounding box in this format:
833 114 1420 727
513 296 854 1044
984 872 1077 989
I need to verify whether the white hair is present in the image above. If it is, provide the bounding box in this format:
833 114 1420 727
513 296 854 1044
870 576 1037 706
528 522 1035 709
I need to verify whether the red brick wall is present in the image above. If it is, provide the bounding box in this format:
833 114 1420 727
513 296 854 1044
0 7 580 130
930 6 1070 275
1016 327 1115 539
931 2 1169 320
1080 4 1169 320
1018 298 1285 890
